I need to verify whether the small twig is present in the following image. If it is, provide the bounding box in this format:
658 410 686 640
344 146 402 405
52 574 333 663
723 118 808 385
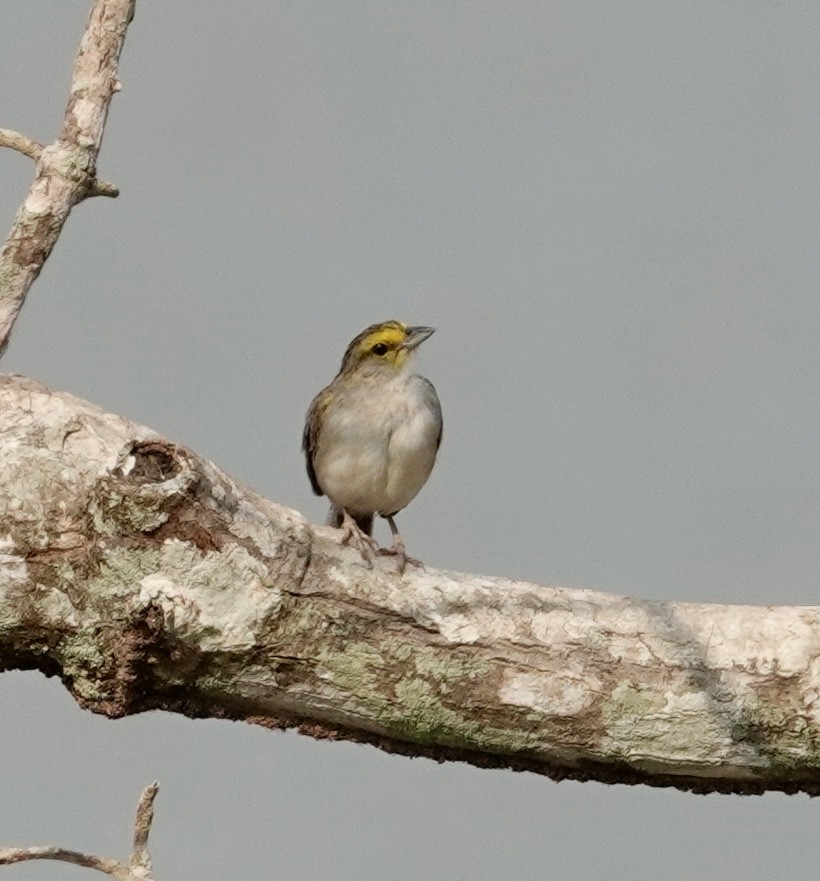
0 129 44 161
0 847 125 878
89 177 120 198
129 782 159 876
0 782 160 880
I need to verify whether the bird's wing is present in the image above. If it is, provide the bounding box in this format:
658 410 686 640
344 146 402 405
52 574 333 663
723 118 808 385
302 387 333 496
418 376 443 451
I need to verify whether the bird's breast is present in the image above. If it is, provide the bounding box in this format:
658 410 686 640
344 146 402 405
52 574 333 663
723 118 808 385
313 374 441 516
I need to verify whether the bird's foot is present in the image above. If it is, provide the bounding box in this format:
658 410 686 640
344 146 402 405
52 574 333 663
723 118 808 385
377 540 423 575
379 515 422 574
338 511 379 566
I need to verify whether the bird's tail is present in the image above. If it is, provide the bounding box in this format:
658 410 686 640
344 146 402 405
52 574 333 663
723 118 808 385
328 504 373 537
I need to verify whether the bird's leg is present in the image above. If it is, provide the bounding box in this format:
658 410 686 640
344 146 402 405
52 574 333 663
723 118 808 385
378 515 422 574
338 510 378 566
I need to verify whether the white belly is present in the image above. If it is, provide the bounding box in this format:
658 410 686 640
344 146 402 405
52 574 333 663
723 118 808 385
314 375 441 516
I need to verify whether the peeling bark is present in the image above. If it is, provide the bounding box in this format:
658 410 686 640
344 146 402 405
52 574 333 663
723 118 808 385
3 375 820 795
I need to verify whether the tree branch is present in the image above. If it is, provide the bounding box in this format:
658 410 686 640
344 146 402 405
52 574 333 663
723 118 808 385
0 782 159 880
2 374 820 796
0 0 133 357
0 130 44 162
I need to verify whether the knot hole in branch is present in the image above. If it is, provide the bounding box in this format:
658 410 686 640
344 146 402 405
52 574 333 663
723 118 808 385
122 440 182 483
90 440 200 537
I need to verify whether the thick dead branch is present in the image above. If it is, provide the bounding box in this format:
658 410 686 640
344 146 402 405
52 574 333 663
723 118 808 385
0 0 133 357
0 782 159 880
2 375 820 795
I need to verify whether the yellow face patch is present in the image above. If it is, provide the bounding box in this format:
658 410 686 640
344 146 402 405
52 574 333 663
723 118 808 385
357 325 409 366
340 321 411 372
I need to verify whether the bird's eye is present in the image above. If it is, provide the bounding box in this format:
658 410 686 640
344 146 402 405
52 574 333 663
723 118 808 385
372 342 388 356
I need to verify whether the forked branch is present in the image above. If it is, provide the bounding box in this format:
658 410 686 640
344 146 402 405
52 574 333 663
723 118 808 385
0 0 135 356
0 783 159 880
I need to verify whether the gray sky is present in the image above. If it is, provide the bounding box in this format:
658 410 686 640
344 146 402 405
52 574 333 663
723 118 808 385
3 1 820 878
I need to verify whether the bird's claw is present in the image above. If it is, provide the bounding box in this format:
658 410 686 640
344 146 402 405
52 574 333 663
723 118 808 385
377 543 422 575
339 513 379 567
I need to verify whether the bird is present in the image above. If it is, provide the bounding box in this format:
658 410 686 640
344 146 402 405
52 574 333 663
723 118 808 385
302 320 442 573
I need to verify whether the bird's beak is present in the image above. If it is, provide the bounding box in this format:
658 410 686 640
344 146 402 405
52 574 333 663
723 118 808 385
403 326 436 350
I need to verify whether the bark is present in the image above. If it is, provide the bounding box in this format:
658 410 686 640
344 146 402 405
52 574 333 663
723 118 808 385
3 374 820 795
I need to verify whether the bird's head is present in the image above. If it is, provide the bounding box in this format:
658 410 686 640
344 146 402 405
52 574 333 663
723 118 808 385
339 321 435 375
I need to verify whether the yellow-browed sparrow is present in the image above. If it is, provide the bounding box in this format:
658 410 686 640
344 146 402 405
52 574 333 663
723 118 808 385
302 321 442 572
